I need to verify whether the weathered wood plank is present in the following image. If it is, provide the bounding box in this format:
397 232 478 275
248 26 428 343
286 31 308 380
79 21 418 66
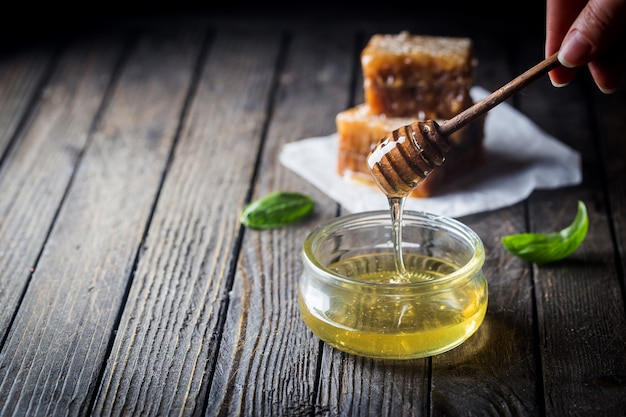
594 81 626 312
430 35 542 417
207 25 354 416
317 27 432 417
0 27 203 416
314 24 431 417
0 38 122 344
518 43 626 415
0 47 54 155
93 28 283 416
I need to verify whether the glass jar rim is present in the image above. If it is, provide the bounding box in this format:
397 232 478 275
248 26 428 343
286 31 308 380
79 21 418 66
301 210 485 288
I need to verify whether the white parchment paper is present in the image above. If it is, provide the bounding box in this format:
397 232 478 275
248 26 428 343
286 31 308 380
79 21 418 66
279 87 582 218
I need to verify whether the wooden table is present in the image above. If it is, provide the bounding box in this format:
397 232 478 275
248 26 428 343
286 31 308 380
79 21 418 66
1 6 625 416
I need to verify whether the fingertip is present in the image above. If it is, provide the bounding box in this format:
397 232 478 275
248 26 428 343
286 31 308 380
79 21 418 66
589 61 623 94
549 66 577 88
559 30 593 68
549 72 569 87
550 78 570 88
557 49 577 69
598 85 618 94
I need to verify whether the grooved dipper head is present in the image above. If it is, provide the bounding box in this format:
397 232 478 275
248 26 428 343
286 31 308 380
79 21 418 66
367 120 451 198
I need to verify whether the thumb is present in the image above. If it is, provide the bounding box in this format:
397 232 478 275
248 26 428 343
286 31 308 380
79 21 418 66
559 0 626 68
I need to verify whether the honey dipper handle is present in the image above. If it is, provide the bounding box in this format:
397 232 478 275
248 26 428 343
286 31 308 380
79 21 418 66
439 52 561 137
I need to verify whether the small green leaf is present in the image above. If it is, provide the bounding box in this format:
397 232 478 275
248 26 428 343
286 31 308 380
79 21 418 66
501 200 589 264
240 191 315 230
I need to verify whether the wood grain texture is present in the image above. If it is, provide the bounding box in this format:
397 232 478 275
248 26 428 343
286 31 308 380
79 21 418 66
517 41 626 416
429 36 541 417
0 37 122 343
207 25 355 416
595 84 626 318
0 27 201 415
93 27 284 416
0 48 53 155
320 25 432 417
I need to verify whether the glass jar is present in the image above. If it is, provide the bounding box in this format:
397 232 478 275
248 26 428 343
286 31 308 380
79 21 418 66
298 210 487 359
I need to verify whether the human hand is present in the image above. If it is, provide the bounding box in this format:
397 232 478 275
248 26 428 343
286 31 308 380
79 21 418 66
546 0 626 93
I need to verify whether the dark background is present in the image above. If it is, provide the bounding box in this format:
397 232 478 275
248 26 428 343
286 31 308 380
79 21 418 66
5 1 548 49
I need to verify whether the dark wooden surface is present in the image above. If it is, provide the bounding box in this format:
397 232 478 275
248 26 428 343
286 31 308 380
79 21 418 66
1 6 625 416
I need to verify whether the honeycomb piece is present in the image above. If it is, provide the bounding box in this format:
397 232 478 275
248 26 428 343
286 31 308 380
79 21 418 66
361 32 476 119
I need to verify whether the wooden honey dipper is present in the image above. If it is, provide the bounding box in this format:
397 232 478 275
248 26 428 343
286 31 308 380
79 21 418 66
367 52 561 198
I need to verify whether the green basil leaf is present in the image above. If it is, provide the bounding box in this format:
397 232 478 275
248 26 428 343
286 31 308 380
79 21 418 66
240 191 315 230
501 200 588 264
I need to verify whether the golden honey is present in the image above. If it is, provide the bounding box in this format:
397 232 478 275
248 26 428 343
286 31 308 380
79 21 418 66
299 211 487 359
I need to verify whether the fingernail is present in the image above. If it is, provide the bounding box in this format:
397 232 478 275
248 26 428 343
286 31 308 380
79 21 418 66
559 30 593 68
550 78 569 88
597 84 618 94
